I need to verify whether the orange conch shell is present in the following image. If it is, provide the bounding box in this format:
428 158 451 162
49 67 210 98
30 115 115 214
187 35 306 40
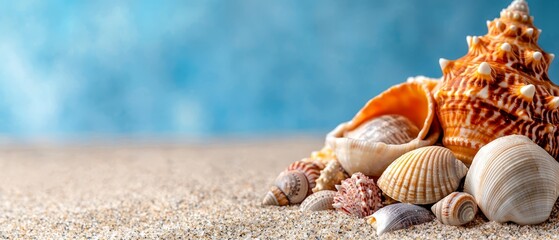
326 76 441 177
435 0 558 165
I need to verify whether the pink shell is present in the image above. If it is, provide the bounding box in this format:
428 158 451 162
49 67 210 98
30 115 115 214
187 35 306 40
332 172 383 218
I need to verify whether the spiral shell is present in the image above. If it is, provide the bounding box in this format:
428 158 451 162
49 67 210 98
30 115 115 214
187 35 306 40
377 146 468 204
262 186 289 206
326 78 441 177
273 170 309 204
431 192 477 226
313 159 348 193
367 203 434 235
464 135 559 225
300 190 336 211
287 160 322 195
332 172 383 218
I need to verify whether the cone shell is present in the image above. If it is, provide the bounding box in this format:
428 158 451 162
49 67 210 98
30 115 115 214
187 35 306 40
332 172 383 218
378 146 468 204
435 0 559 165
431 192 477 226
313 159 348 193
464 135 559 225
300 190 336 211
274 170 309 204
326 77 442 177
367 203 434 236
262 186 289 206
287 160 323 195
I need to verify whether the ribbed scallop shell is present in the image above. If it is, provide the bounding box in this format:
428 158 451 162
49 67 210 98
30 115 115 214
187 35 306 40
332 172 383 218
273 170 309 204
300 190 336 211
326 77 442 177
262 186 289 206
377 146 468 204
431 192 477 226
464 135 559 225
313 159 348 193
287 160 322 195
367 203 434 236
435 0 559 165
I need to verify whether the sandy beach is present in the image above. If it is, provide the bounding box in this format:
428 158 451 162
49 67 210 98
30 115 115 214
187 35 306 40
0 136 558 239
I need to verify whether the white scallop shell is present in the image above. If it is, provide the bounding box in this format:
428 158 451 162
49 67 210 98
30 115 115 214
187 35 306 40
431 192 477 226
300 190 336 211
464 135 559 225
367 203 434 235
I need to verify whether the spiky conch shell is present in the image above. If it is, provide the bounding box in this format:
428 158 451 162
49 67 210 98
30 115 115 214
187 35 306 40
326 77 442 177
435 0 559 165
332 172 383 218
312 159 348 193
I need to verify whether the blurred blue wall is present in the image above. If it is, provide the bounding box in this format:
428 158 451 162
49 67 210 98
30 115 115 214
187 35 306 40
0 0 558 138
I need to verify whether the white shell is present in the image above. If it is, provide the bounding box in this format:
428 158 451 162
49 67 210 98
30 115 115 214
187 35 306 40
367 203 434 235
274 171 309 204
300 190 336 211
313 159 348 192
464 135 559 225
431 192 477 226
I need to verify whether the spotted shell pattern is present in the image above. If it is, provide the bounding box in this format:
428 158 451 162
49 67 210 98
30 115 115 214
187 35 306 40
332 172 383 218
435 0 559 165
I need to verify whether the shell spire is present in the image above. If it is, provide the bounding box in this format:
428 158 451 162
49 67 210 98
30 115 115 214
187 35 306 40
434 0 559 165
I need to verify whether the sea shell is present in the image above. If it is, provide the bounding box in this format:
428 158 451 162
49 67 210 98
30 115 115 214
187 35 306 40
287 160 323 195
326 77 442 177
300 190 336 211
312 159 348 193
377 146 468 204
367 203 435 236
332 172 383 218
464 135 559 225
431 192 477 226
262 186 289 206
307 146 337 167
274 170 309 204
343 114 420 144
434 0 559 165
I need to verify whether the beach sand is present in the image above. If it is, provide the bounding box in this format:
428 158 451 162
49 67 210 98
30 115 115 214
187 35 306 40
0 136 558 239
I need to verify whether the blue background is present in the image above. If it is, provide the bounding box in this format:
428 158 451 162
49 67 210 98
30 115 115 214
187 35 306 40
0 0 558 139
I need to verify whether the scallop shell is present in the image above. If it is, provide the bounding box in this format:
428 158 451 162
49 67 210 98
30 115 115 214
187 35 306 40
367 203 435 236
312 159 348 193
274 170 309 204
431 192 477 226
464 135 559 225
287 160 323 195
377 146 468 204
300 190 336 211
262 186 289 206
332 172 383 218
435 0 559 165
326 78 442 177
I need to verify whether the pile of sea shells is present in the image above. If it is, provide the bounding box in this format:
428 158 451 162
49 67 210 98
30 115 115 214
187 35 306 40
262 0 559 236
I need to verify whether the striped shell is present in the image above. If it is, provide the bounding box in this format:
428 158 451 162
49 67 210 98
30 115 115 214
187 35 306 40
326 78 442 177
287 160 322 195
313 159 348 193
431 192 477 226
377 146 468 204
464 135 559 225
343 114 420 144
332 172 383 218
300 190 336 211
367 203 434 236
274 171 309 204
435 0 559 165
262 186 289 206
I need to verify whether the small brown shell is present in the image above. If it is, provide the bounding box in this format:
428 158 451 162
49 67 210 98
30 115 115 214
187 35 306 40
287 160 322 194
431 192 477 226
300 190 336 211
262 186 289 206
274 171 309 204
332 172 383 218
313 159 348 193
377 146 468 204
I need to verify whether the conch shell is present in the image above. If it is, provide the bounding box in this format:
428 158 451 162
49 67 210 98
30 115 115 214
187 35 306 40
431 192 477 226
326 77 441 176
435 0 559 165
464 135 559 225
377 146 468 204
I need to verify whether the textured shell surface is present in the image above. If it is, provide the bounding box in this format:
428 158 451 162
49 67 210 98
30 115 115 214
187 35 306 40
367 203 435 236
464 135 559 225
435 0 559 165
332 172 383 218
287 160 323 195
377 146 468 204
300 190 337 211
431 192 477 226
274 170 309 204
313 159 348 193
262 186 289 206
326 78 442 177
343 114 420 145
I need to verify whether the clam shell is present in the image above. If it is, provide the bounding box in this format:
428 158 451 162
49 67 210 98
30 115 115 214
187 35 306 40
287 160 323 195
377 146 468 204
464 135 559 225
367 203 434 235
312 159 348 193
274 170 309 204
431 192 477 226
262 186 289 206
326 78 442 177
332 172 383 218
300 190 336 211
